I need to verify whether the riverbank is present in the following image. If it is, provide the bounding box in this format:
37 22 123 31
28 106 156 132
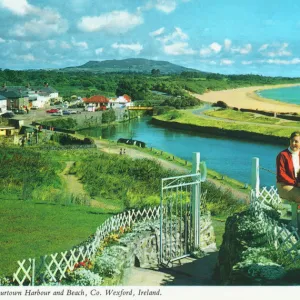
152 110 290 146
77 136 250 203
193 83 300 113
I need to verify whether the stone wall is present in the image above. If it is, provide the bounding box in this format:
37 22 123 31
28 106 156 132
215 208 298 285
97 215 216 285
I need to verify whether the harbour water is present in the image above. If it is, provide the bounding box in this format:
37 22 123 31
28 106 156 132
80 117 283 187
258 85 300 105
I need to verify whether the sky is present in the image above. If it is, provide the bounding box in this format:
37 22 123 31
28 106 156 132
1 0 300 76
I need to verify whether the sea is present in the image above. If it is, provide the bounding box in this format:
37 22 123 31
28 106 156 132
257 85 300 104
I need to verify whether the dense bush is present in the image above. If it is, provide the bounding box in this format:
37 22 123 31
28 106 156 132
69 152 176 209
212 101 229 109
51 133 94 145
0 148 61 200
102 109 116 123
43 118 78 130
153 106 175 115
160 95 199 109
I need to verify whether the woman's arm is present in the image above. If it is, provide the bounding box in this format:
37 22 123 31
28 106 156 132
276 153 296 185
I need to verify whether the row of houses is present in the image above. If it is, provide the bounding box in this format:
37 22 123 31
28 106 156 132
0 83 59 114
83 94 133 112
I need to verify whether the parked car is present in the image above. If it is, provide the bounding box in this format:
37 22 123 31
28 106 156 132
68 110 77 114
46 108 59 113
1 112 15 118
62 110 71 115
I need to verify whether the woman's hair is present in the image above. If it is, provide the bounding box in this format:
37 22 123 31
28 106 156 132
290 131 300 139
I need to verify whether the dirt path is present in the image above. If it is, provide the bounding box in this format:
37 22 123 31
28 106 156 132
60 161 118 209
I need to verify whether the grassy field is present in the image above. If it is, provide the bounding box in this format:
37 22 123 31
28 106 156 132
0 200 111 276
204 108 300 127
154 110 294 138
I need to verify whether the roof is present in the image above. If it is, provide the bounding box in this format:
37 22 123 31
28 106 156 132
84 95 109 104
0 90 27 99
123 94 131 102
0 95 7 100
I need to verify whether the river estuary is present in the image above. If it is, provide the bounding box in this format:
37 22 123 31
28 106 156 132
80 116 284 187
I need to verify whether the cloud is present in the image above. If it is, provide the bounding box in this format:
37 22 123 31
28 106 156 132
61 41 71 49
48 40 56 48
78 11 143 34
0 0 33 16
149 27 165 37
258 44 269 51
163 42 195 55
71 37 88 49
95 48 104 55
199 42 222 56
13 54 35 61
141 0 189 14
9 8 68 38
153 27 195 56
220 59 234 65
224 39 232 51
259 43 291 57
231 43 252 54
210 42 222 53
242 61 253 65
264 58 300 65
224 39 252 55
111 42 143 54
0 37 5 43
156 27 188 44
155 0 177 13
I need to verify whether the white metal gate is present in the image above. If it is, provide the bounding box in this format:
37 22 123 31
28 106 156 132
159 152 206 265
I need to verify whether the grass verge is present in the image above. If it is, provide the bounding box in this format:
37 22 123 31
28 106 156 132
0 200 111 277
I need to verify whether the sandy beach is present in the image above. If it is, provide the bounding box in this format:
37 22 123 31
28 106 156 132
192 83 300 113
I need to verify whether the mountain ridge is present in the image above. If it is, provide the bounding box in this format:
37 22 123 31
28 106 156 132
61 58 207 74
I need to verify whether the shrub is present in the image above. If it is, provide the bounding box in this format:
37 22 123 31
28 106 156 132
83 137 94 145
93 255 121 278
67 268 102 286
212 101 228 109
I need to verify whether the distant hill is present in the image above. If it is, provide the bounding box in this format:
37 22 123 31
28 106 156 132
61 58 206 75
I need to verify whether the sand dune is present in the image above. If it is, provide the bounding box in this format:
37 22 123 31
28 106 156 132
192 83 300 113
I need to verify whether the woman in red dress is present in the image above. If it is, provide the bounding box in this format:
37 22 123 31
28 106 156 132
276 131 300 202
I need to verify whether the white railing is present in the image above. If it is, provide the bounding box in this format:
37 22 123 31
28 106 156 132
12 206 160 286
250 187 300 262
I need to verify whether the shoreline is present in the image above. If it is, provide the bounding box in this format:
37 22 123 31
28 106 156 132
193 83 300 113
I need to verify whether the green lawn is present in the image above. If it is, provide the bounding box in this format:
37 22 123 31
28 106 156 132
155 110 294 138
0 200 111 277
205 109 300 128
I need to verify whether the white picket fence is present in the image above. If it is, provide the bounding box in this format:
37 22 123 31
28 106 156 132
13 207 161 286
250 186 300 262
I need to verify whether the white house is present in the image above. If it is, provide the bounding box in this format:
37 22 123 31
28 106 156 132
108 94 133 109
28 84 59 108
0 95 7 114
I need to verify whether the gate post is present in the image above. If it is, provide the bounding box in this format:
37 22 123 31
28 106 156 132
251 157 260 197
192 152 200 249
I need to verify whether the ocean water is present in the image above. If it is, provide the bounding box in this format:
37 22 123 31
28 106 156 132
258 85 300 104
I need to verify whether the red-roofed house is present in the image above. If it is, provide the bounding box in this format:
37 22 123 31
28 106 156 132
108 94 133 109
83 95 109 112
